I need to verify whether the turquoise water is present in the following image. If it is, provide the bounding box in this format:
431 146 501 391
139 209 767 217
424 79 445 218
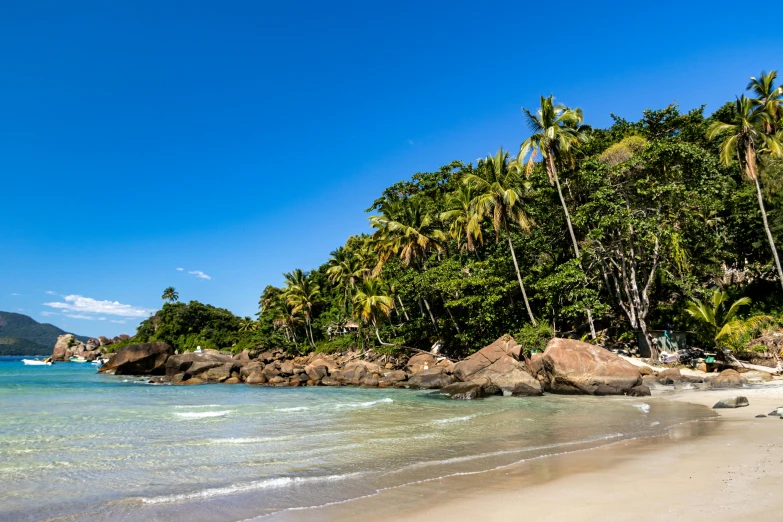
0 356 713 521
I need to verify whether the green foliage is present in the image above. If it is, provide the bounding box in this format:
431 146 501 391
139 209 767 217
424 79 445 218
513 323 554 354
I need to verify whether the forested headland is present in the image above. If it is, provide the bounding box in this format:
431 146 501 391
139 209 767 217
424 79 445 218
131 71 783 361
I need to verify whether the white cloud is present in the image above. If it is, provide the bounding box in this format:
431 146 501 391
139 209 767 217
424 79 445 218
40 311 58 317
17 308 24 311
407 139 414 145
188 270 211 280
64 314 94 320
10 293 20 296
176 267 184 271
45 290 57 295
98 317 106 321
44 295 153 318
110 319 127 324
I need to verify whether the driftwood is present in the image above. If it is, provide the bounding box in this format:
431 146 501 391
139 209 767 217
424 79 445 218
728 354 781 375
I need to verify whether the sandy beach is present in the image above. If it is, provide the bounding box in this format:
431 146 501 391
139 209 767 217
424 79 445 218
274 383 783 522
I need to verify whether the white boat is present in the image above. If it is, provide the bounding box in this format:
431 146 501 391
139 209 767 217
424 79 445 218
69 356 88 363
23 358 53 366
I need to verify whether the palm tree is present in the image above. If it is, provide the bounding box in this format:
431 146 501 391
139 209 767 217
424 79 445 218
282 269 320 347
239 317 258 332
463 148 537 325
519 95 596 336
352 278 395 345
161 287 178 303
685 290 771 350
369 196 445 326
326 247 368 313
440 185 484 254
708 95 783 290
747 70 782 134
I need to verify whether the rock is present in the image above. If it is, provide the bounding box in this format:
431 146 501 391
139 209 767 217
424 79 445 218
201 363 236 383
233 350 251 362
180 377 205 385
742 371 773 384
98 336 113 346
628 385 652 397
713 369 747 388
756 414 767 418
305 365 327 381
257 350 282 363
680 375 704 384
99 343 173 375
119 334 130 341
113 336 122 343
527 353 545 377
594 384 623 396
223 377 241 384
245 371 267 385
165 352 236 378
695 362 708 373
343 361 382 385
359 375 379 387
52 334 74 361
268 376 286 385
308 354 339 373
638 365 653 376
240 361 265 379
713 396 749 409
656 368 681 385
439 382 486 400
86 338 101 351
321 376 340 386
380 370 408 384
452 335 541 395
279 361 295 376
406 353 439 374
407 367 456 389
540 338 642 395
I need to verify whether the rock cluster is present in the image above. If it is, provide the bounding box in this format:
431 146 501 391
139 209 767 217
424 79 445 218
89 335 652 399
51 334 126 361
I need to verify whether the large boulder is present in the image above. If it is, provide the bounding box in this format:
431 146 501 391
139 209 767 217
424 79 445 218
165 351 236 378
541 338 642 395
99 342 173 375
407 367 456 389
712 369 747 388
98 336 113 346
713 396 749 409
452 335 541 395
657 368 682 385
439 382 486 400
406 353 439 374
86 338 101 351
52 334 74 361
343 360 382 385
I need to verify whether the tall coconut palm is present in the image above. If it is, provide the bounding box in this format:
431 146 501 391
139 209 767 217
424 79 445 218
369 196 445 326
519 95 596 337
282 269 320 347
747 70 782 134
708 96 783 290
685 290 771 350
239 317 258 332
440 185 484 254
463 148 537 325
326 247 368 313
161 287 178 303
352 278 395 345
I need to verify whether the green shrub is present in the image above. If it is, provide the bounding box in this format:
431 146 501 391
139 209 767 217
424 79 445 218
513 324 554 355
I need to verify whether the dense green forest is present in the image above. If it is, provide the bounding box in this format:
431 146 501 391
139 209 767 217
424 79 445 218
135 71 783 360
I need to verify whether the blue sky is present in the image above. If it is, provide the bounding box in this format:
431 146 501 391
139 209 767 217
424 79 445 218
1 1 780 337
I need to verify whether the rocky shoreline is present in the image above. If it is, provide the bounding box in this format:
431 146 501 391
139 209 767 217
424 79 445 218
80 334 760 399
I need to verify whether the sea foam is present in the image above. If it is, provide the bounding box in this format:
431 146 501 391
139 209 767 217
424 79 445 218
174 410 233 419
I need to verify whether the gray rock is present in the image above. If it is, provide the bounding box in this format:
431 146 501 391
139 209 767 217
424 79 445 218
628 385 652 397
438 382 486 400
407 367 456 389
713 396 749 409
756 414 767 418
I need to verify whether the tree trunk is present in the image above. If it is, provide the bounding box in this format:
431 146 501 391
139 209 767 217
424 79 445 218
397 296 410 321
754 178 783 291
505 226 537 325
549 155 596 338
440 294 460 332
422 297 438 328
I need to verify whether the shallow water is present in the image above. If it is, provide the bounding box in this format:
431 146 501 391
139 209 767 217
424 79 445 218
0 356 714 521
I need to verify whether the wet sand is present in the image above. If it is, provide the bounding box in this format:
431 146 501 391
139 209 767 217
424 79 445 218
275 384 783 522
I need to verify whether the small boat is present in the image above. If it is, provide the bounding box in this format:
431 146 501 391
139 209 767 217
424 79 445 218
91 358 107 366
69 356 88 363
23 358 53 366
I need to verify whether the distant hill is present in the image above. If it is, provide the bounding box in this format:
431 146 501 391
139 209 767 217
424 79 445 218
0 312 89 356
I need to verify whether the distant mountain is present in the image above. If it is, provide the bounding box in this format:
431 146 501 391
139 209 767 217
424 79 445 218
0 312 90 356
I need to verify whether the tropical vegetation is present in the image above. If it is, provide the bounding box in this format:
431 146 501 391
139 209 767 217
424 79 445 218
123 71 783 360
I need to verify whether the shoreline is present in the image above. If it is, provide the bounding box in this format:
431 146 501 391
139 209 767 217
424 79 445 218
263 383 783 522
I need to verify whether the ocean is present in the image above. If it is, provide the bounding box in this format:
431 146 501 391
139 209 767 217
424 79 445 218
0 356 713 521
